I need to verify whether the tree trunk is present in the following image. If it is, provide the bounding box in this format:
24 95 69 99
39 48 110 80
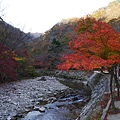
113 63 120 96
110 71 115 109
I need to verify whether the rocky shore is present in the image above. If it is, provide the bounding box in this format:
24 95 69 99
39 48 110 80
0 76 69 120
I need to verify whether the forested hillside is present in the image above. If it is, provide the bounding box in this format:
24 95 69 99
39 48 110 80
92 0 120 32
92 0 120 22
28 0 120 69
28 18 79 69
0 19 39 82
0 20 34 51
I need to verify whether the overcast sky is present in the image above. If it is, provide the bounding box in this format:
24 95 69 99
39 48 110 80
2 0 115 33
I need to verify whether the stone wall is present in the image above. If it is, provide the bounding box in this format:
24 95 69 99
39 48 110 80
45 70 85 80
76 73 109 120
36 69 110 120
49 70 109 120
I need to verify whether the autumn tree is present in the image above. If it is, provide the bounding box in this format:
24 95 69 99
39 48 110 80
15 49 40 78
57 17 120 108
0 44 18 82
92 8 106 20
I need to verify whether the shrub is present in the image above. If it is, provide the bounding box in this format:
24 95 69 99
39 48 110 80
15 50 40 79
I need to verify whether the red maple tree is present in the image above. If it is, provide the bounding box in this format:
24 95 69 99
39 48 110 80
57 17 120 108
0 44 18 82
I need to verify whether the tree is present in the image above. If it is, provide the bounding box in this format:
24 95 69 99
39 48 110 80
57 17 120 108
51 38 60 46
92 8 106 20
0 44 18 82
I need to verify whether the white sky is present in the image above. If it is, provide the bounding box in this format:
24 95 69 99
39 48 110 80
1 0 115 33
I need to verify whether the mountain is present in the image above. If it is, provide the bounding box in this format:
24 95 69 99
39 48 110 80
0 19 34 51
91 0 120 22
29 32 43 39
91 0 120 33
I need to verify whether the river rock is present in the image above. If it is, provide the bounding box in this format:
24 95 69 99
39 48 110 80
34 106 40 111
39 106 45 112
22 109 68 120
38 76 46 81
22 111 41 120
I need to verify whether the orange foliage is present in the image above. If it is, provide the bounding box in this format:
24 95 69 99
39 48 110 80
57 17 120 70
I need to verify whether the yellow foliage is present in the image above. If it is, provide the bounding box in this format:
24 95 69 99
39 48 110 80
14 57 25 61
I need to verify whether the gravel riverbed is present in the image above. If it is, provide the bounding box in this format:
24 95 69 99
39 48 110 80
0 76 68 120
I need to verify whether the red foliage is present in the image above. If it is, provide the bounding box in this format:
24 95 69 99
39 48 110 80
15 50 30 59
0 44 18 81
57 17 120 70
33 58 43 68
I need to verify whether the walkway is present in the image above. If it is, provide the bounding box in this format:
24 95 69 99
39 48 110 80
107 101 120 120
